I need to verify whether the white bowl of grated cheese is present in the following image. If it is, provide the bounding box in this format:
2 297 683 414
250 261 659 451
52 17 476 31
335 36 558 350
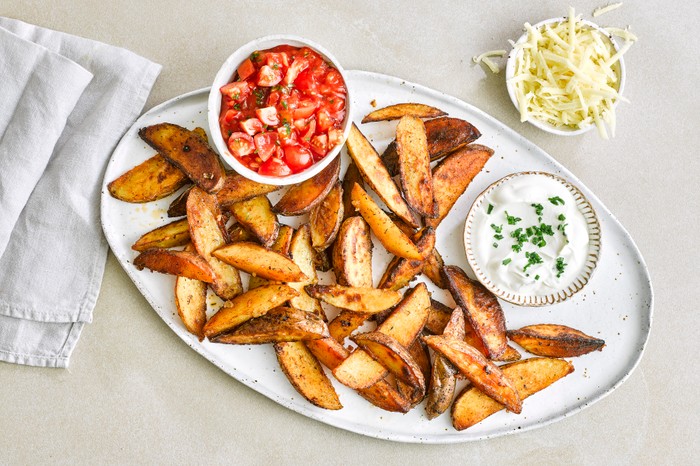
505 11 631 138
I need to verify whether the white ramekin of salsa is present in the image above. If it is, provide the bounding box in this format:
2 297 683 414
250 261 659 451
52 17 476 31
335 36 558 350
464 172 601 306
208 35 351 185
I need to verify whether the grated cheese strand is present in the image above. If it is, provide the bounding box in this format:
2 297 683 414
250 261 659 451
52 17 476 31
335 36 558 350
473 49 507 74
593 2 623 18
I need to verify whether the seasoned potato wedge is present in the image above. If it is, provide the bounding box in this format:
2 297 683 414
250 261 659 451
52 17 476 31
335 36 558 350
309 181 344 251
216 172 280 207
332 350 389 390
361 102 447 123
452 358 574 430
332 216 373 287
422 248 447 289
274 341 342 410
133 248 214 283
314 247 333 272
351 183 423 260
444 265 508 359
132 218 190 251
213 241 308 282
187 187 243 300
211 307 329 344
507 324 605 357
357 378 412 413
273 156 340 215
305 285 402 313
203 284 299 338
247 225 294 290
396 115 436 218
426 144 493 229
108 153 188 203
341 162 364 221
305 336 350 370
346 124 419 227
139 123 225 193
423 335 522 414
287 226 325 318
229 195 279 248
408 339 432 382
382 117 482 176
167 186 192 218
425 308 465 419
174 244 207 341
227 223 255 243
378 227 436 291
494 345 522 362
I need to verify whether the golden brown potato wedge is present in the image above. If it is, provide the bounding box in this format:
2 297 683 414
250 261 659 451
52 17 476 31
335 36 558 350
332 216 373 287
423 335 522 414
396 115 436 218
305 285 401 314
314 247 333 272
211 307 329 344
382 117 482 176
426 144 493 229
341 162 364 221
139 123 225 193
422 248 447 289
332 350 389 390
247 225 294 290
351 183 423 260
444 265 508 359
133 248 214 283
167 186 192 218
424 299 453 334
132 218 190 252
346 124 419 227
203 284 299 338
216 172 281 208
187 187 243 300
361 102 447 123
507 324 605 357
174 243 208 341
408 339 432 382
274 341 342 410
494 345 522 362
273 156 340 215
377 227 436 291
228 195 279 248
213 241 308 282
452 358 574 430
305 336 350 370
425 308 465 419
287 225 325 318
227 223 255 243
108 153 188 203
357 378 412 413
309 181 344 251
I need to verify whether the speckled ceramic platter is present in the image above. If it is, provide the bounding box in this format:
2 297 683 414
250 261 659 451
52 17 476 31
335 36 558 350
101 71 653 443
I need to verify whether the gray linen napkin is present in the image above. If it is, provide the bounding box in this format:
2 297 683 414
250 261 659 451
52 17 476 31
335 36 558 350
0 17 161 367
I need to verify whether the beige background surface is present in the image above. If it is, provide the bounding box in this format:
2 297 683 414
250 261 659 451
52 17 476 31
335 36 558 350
1 1 698 464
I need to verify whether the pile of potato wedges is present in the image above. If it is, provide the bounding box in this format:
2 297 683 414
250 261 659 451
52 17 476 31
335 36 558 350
109 103 604 431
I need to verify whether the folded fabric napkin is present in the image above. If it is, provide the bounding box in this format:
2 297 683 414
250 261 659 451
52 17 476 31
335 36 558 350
0 17 161 367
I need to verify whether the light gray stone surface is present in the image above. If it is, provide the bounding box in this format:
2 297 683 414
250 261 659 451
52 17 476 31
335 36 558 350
1 1 698 464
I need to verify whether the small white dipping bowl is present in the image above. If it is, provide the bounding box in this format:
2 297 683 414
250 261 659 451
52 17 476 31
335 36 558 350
505 17 627 136
208 35 352 186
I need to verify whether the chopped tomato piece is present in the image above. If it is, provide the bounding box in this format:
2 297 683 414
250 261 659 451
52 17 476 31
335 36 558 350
284 57 310 85
253 132 279 162
310 134 328 157
328 127 343 148
293 68 316 92
300 118 316 142
255 106 280 126
317 109 333 132
257 65 282 87
239 118 263 136
223 109 243 124
277 124 296 145
265 52 290 69
227 132 255 157
259 157 292 177
237 59 256 81
220 81 250 102
283 144 313 173
293 99 318 119
324 69 345 89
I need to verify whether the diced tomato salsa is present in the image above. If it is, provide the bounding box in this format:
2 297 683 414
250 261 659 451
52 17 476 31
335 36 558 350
219 45 347 177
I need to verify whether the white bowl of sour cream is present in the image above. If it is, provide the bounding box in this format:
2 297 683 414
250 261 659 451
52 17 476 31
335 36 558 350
464 172 601 306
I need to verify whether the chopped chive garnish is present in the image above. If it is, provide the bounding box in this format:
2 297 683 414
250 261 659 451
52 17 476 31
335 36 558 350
555 257 567 278
491 224 503 234
549 196 565 206
523 251 543 272
505 211 522 225
487 203 494 214
558 213 566 221
532 203 544 216
502 258 512 265
492 242 499 248
535 274 540 280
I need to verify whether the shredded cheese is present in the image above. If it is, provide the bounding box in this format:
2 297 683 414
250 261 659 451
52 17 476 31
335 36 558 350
473 50 507 74
593 2 623 18
509 7 635 138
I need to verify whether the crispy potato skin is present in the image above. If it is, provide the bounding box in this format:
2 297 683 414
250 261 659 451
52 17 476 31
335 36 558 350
228 195 279 248
287 225 325 318
361 103 447 123
378 227 436 291
273 156 340 215
212 307 329 344
133 248 215 283
213 241 308 282
139 123 225 193
132 218 190 251
452 358 574 430
396 116 436 218
309 181 344 251
507 324 605 357
109 153 188 203
305 285 402 313
216 172 280 207
167 186 192 218
425 308 465 419
422 248 447 289
424 299 453 335
332 216 373 287
341 162 364 222
174 244 208 341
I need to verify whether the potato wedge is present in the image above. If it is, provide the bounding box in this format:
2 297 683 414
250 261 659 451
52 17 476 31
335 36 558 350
247 225 294 290
187 187 243 300
426 144 493 229
494 345 522 362
213 241 308 282
452 358 574 430
211 307 329 344
273 156 340 215
424 299 453 334
346 124 419 227
444 265 508 359
378 227 436 291
216 172 281 208
229 195 279 248
305 285 401 314
382 117 482 176
332 350 389 390
133 248 214 283
396 115 436 218
409 339 432 382
167 186 192 218
274 341 342 410
357 378 412 413
132 218 190 251
227 223 255 243
305 336 350 370
361 102 447 123
341 162 364 221
507 324 605 357
174 244 207 341
422 248 447 289
425 308 465 419
139 123 225 193
108 153 188 203
287 225 325 318
423 335 522 414
351 183 422 260
203 284 299 338
309 181 344 251
332 216 373 287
